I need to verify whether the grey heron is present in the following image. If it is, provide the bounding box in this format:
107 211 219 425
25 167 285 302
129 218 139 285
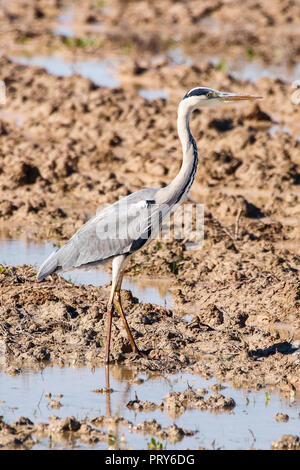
37 87 261 363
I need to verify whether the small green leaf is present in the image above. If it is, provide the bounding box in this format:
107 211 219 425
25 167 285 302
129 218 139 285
147 437 164 450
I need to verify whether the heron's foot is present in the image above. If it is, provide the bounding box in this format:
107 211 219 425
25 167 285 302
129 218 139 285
132 347 151 360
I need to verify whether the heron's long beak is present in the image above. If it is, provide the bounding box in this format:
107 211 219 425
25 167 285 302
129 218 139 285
218 92 262 102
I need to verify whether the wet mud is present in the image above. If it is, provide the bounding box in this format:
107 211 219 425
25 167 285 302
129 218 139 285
0 0 300 450
1 264 300 396
1 0 300 65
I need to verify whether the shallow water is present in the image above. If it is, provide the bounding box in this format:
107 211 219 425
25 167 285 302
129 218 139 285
52 26 75 38
230 59 300 83
167 47 193 66
209 56 300 83
138 88 169 101
167 47 299 83
10 46 300 105
0 364 299 450
165 46 300 83
57 3 74 25
0 110 24 127
53 3 75 38
10 56 170 102
10 56 121 89
268 124 300 142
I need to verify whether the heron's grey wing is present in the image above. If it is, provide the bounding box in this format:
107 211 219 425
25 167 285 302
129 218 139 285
36 188 161 280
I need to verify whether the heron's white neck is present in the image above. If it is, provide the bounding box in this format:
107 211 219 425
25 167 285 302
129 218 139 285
177 99 196 154
158 99 198 207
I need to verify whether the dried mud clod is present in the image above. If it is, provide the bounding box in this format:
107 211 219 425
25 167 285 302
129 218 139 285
274 413 289 423
271 434 300 451
128 419 195 444
35 416 107 447
0 416 35 450
163 388 235 419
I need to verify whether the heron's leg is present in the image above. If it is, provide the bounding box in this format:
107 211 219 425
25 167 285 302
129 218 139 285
105 255 128 364
105 281 117 364
114 273 147 358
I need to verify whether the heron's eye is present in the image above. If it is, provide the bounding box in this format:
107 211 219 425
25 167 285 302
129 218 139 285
206 91 212 98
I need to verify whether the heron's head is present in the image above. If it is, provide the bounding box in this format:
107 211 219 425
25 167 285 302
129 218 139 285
182 87 262 110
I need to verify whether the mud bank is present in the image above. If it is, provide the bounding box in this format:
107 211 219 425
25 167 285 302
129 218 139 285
0 0 300 65
0 53 299 350
1 265 300 395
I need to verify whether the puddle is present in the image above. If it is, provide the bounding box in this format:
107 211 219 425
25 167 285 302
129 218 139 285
167 47 193 66
8 47 300 104
198 17 220 30
210 56 300 83
0 110 23 126
0 364 299 450
230 60 300 84
268 125 300 142
53 26 75 38
9 56 167 101
10 56 121 89
268 125 293 137
166 47 300 83
138 88 169 101
53 3 75 37
57 4 74 25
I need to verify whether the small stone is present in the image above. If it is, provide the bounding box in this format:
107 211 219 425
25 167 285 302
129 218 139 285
48 399 63 409
274 413 289 422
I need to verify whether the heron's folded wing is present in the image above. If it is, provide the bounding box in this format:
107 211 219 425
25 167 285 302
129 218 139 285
37 188 163 280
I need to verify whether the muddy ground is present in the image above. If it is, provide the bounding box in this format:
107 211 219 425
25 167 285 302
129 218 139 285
1 0 300 65
1 263 300 393
0 0 300 450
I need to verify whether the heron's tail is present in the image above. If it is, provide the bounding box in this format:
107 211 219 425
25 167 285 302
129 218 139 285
36 238 80 281
36 248 60 281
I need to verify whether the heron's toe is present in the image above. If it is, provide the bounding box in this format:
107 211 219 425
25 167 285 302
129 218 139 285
135 348 151 360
